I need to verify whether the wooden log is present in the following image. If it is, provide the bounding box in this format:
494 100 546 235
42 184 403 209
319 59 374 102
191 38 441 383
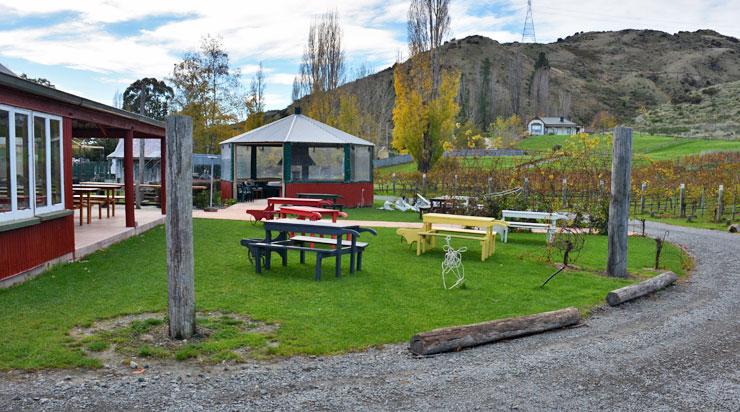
165 115 196 340
606 271 678 306
607 127 632 278
409 307 580 355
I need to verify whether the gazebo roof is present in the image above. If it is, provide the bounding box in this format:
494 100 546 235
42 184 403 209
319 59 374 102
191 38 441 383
220 114 374 147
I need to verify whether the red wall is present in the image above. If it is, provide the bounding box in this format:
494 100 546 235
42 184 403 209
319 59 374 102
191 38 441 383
0 216 75 281
285 182 373 208
220 180 233 201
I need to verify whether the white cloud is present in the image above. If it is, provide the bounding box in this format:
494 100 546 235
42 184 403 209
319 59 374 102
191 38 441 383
0 0 737 110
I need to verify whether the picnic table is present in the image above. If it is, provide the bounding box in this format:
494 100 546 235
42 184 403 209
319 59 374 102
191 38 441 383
277 205 348 222
501 210 569 243
397 213 507 261
240 219 376 280
78 182 124 217
72 186 100 225
246 197 333 221
296 193 344 210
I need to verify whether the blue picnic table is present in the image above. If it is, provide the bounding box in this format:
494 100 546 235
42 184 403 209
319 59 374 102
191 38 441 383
240 219 376 280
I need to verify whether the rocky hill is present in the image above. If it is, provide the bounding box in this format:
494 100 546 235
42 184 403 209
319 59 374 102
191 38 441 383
285 29 740 145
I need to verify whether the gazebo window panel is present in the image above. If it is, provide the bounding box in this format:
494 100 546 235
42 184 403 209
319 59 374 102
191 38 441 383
351 146 372 182
291 145 343 182
256 146 282 179
219 144 232 181
0 110 9 212
235 145 251 180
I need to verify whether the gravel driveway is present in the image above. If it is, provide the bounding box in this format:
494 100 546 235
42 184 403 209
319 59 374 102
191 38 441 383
2 221 738 411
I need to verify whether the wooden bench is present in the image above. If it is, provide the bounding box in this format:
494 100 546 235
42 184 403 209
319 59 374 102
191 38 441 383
290 235 369 271
418 228 496 261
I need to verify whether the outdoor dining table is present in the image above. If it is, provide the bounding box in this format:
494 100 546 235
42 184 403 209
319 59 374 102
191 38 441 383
72 186 99 226
243 218 376 280
416 213 507 261
79 182 124 217
277 205 348 222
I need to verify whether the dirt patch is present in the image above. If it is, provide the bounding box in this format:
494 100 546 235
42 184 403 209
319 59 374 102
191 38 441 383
68 311 279 367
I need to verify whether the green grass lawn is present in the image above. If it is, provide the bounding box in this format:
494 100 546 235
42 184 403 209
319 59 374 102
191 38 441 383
516 133 740 161
344 202 423 222
634 212 734 231
0 219 688 369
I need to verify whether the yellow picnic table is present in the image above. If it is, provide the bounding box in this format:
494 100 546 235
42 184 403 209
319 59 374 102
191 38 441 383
397 213 508 261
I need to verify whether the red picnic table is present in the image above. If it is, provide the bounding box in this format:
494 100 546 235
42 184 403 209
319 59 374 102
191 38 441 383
247 197 334 221
277 205 348 222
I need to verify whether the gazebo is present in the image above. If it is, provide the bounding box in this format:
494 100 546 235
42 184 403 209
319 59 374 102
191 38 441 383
219 111 374 208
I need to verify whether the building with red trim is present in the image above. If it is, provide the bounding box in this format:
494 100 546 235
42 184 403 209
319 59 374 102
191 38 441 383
0 70 166 285
219 111 374 208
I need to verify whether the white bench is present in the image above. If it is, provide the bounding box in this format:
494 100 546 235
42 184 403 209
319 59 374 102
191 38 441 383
501 210 569 243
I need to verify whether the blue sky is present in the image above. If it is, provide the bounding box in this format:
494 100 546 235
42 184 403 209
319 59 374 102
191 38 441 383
1 0 737 113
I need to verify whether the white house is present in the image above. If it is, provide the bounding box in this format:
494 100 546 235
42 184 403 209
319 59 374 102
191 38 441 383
528 116 580 135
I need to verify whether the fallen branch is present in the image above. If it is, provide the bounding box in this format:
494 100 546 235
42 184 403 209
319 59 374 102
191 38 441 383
409 307 580 355
606 271 678 306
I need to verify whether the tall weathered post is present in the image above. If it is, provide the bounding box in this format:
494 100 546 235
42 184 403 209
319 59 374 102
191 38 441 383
679 183 686 218
165 115 196 339
640 182 647 214
607 127 632 278
715 184 724 222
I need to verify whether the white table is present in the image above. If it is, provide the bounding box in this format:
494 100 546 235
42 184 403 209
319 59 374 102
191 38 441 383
501 210 570 243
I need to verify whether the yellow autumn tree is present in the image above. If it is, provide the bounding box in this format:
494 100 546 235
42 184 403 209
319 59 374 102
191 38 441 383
392 65 459 172
334 91 362 136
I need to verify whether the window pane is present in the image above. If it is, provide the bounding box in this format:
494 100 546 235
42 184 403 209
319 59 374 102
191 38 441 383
50 119 62 205
256 146 282 179
219 144 232 181
15 113 30 210
235 145 251 180
0 110 9 212
34 116 47 207
351 146 371 182
291 145 343 181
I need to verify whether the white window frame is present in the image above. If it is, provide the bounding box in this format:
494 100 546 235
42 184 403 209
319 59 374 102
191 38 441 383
0 104 64 222
34 114 64 214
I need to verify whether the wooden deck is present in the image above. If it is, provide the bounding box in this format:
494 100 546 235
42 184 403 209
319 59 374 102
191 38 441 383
75 207 165 259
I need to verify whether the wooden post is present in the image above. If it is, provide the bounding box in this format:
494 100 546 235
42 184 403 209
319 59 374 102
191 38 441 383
679 183 686 218
165 115 196 340
699 187 705 217
123 129 136 228
422 173 427 194
561 178 568 207
523 177 529 206
487 177 493 194
640 182 647 214
392 173 396 195
160 137 166 214
137 139 145 209
606 272 678 306
607 127 632 278
716 184 725 222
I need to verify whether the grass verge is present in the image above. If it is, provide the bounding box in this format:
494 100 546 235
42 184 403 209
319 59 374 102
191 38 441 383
0 219 688 369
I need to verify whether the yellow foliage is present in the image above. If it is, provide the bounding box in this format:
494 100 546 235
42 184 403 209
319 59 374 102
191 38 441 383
392 64 459 172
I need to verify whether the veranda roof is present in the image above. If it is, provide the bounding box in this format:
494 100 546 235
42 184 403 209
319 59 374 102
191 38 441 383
220 114 374 146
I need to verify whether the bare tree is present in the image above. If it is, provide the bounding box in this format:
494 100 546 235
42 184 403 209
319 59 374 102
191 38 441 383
531 68 550 115
507 51 523 116
291 76 301 102
299 10 345 95
407 0 451 97
558 90 572 118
